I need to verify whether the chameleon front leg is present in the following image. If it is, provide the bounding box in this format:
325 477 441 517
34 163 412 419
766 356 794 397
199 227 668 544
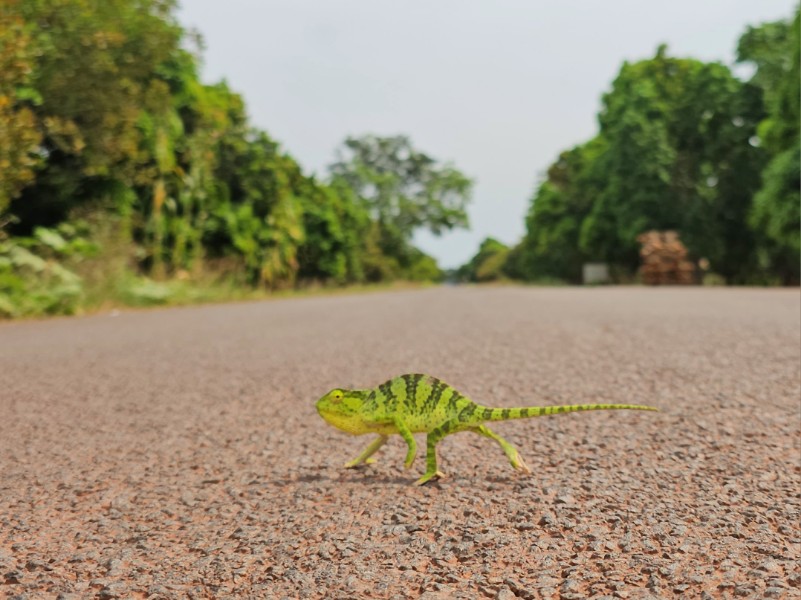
394 419 417 468
344 434 388 468
470 425 531 474
415 421 457 486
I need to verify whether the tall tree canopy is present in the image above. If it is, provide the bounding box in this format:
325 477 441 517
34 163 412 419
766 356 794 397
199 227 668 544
457 237 510 282
329 134 472 280
515 137 606 283
8 0 185 229
0 2 42 215
739 8 800 284
580 45 764 279
329 135 472 238
0 0 457 319
513 39 773 284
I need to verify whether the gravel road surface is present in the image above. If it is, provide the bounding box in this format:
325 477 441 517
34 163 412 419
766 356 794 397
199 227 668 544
1 286 799 599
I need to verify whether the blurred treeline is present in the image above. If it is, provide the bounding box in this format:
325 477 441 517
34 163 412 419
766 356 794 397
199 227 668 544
2 3 798 318
0 0 471 316
460 8 800 286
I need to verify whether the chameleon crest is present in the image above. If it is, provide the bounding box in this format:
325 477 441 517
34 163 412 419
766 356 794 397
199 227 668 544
317 374 658 485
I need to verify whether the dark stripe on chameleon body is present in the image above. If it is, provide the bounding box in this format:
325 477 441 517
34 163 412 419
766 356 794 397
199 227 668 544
379 382 397 412
481 407 494 420
426 380 445 414
407 374 422 412
422 381 435 413
458 402 477 422
501 408 511 420
401 374 413 411
448 391 463 412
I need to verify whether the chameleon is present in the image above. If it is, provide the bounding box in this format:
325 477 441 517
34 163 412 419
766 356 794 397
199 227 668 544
316 373 658 485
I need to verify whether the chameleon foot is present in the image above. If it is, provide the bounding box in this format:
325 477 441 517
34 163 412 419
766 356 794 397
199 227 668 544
510 451 531 474
414 471 446 486
343 458 377 469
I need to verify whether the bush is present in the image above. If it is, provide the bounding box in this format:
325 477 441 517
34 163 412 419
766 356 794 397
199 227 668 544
0 226 90 317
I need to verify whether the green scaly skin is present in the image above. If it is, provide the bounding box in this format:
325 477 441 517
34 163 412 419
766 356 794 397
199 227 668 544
316 373 658 486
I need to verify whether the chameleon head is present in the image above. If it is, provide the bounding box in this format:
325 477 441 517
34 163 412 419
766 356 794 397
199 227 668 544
315 388 368 434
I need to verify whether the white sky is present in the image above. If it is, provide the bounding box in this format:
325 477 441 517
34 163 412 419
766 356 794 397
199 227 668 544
178 0 796 268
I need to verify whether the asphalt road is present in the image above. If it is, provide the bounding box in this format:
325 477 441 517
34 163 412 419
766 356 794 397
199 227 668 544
1 286 799 599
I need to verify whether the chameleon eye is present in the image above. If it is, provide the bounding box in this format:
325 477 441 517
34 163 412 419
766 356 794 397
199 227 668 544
331 390 344 403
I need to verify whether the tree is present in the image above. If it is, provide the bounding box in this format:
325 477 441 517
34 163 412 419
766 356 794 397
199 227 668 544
1 0 459 318
296 180 371 285
518 138 606 283
739 8 800 284
0 2 42 217
206 128 307 287
457 237 510 282
750 145 800 283
515 45 768 284
8 0 184 231
329 134 472 280
578 46 764 280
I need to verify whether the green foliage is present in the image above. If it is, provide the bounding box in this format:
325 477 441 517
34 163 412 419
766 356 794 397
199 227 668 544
297 182 371 285
581 47 764 279
0 0 455 318
8 0 184 229
11 0 795 316
517 138 606 283
750 144 801 284
0 2 42 213
118 275 173 306
458 237 510 282
0 223 97 316
737 13 797 150
740 8 800 284
329 135 471 282
514 37 775 284
404 250 443 282
330 135 472 238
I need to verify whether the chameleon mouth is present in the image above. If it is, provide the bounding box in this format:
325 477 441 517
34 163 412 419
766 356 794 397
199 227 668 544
317 407 364 435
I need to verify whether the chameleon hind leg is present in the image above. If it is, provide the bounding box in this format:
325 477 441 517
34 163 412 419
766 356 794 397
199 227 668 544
344 435 388 468
470 425 531 474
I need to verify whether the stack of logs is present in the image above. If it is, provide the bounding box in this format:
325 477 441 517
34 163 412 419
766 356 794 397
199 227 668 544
637 230 696 285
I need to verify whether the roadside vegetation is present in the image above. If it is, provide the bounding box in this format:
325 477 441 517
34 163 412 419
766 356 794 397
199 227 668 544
0 0 472 317
460 8 799 287
1 2 797 318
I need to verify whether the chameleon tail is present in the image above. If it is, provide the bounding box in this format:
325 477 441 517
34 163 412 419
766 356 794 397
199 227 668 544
476 403 658 422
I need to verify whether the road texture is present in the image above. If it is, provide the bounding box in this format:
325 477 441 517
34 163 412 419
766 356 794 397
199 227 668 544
1 286 799 599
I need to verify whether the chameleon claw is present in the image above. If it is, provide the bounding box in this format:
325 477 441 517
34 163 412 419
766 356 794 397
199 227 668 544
414 471 446 486
511 451 531 474
343 458 377 469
